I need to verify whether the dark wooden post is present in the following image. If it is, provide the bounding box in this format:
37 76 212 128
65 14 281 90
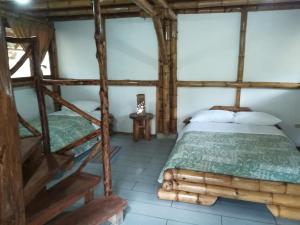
32 37 51 154
93 0 112 196
49 27 61 111
235 9 248 108
0 18 26 225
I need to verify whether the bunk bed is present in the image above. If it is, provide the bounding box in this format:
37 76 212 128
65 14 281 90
0 1 127 225
158 106 300 221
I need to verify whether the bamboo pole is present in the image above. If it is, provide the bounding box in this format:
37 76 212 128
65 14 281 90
17 113 41 137
176 81 300 89
42 79 159 86
43 87 101 126
32 37 51 154
170 19 177 133
267 205 300 221
163 169 300 196
158 188 218 205
162 180 300 208
152 0 177 20
0 18 25 225
235 9 247 108
131 0 156 17
93 0 112 196
56 129 101 155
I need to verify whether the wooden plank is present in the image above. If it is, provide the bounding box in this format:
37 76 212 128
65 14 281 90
50 195 127 225
93 0 113 196
24 153 74 205
0 18 26 225
26 172 101 225
20 136 42 163
235 9 248 108
170 19 177 133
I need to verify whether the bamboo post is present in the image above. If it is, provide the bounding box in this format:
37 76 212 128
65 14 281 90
32 37 51 154
93 0 112 196
235 9 248 108
48 28 62 111
0 18 26 225
170 19 177 133
153 16 170 135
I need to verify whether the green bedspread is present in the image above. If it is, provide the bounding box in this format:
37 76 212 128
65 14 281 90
20 115 97 157
158 131 300 184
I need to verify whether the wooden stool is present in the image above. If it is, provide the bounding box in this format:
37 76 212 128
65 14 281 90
129 113 154 141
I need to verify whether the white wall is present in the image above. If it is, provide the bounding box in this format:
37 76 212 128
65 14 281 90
14 87 54 120
177 11 300 136
55 18 158 134
177 13 241 130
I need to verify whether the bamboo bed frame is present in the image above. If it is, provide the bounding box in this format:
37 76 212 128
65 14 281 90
158 106 300 221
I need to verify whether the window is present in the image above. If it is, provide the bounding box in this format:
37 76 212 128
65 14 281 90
6 28 51 78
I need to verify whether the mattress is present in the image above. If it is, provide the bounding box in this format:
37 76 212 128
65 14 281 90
20 111 98 157
158 122 300 184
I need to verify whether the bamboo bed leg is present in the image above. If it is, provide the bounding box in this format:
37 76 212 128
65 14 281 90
267 205 300 221
108 210 124 225
158 188 218 206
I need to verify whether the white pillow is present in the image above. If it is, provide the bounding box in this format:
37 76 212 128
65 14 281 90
190 110 235 123
61 100 99 113
234 112 281 126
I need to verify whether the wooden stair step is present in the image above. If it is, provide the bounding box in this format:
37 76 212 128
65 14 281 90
51 195 127 225
26 172 101 225
24 153 74 206
20 136 41 163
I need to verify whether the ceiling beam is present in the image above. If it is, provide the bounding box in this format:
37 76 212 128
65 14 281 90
131 0 156 17
152 0 176 20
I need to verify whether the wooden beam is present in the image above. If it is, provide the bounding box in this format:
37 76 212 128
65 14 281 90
56 129 101 155
177 81 300 89
43 86 101 126
153 16 168 64
0 18 25 225
12 77 35 87
18 113 41 137
131 0 156 17
43 78 158 86
32 37 51 154
235 9 248 108
93 0 112 196
10 48 32 76
48 30 62 111
152 0 177 20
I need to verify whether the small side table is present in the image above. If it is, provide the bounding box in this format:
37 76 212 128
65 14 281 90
129 113 154 141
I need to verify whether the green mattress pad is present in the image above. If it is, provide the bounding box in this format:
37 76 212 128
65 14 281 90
20 115 97 157
158 131 300 184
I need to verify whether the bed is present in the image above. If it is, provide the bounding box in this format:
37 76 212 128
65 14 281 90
19 100 113 157
158 106 300 221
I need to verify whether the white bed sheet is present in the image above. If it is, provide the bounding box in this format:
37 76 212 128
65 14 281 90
178 122 286 141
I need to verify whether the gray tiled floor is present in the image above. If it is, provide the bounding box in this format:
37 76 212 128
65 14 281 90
56 134 300 225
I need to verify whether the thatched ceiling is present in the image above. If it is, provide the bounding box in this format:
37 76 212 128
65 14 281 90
1 0 300 21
